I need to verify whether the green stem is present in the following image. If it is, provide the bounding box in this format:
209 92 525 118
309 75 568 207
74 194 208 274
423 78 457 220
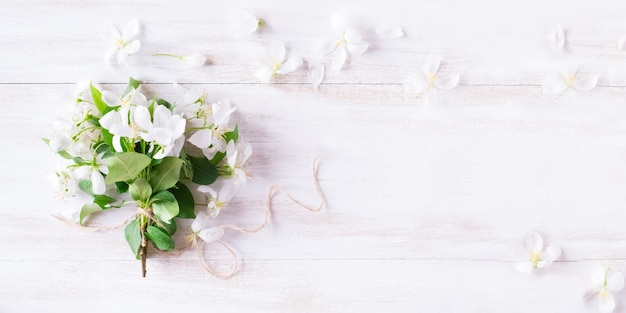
152 53 183 60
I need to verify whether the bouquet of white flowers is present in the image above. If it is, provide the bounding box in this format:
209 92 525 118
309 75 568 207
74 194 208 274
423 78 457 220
44 78 251 276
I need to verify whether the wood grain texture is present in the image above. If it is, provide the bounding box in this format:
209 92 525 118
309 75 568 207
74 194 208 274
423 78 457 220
2 0 626 312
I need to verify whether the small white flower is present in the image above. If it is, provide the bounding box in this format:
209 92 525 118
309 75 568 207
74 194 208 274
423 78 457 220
324 14 369 72
104 20 141 66
188 99 236 160
255 40 302 83
376 24 404 39
308 62 325 89
140 105 187 159
404 55 460 98
231 9 263 36
101 88 148 108
549 24 566 53
73 152 109 195
584 266 624 313
225 139 252 184
152 53 207 68
190 211 224 244
514 232 561 274
543 65 598 97
197 185 237 218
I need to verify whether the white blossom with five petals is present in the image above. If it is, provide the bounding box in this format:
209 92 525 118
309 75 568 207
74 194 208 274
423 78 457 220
255 40 302 83
404 55 460 98
543 65 598 97
584 266 624 313
324 14 368 72
514 232 561 274
189 211 225 244
103 20 141 66
188 100 236 160
197 184 238 218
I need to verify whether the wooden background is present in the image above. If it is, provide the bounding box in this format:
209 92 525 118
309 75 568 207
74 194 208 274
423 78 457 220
2 0 626 311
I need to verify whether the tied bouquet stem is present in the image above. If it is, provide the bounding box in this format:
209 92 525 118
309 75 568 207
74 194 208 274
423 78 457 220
45 78 251 277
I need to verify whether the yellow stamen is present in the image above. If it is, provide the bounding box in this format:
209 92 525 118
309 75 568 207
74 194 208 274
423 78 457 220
530 252 542 268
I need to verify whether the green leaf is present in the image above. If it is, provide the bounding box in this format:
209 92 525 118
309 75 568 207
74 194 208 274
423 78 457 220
73 157 86 165
94 142 109 155
157 98 172 109
222 125 239 143
57 150 73 159
129 177 152 202
157 219 177 236
79 203 102 225
78 179 93 195
145 226 174 251
188 155 219 185
149 157 184 192
94 194 115 209
169 182 195 218
101 128 114 150
87 115 100 127
124 219 142 259
179 151 193 179
150 190 179 223
115 181 129 193
90 83 108 113
104 152 152 185
121 77 142 98
210 151 226 166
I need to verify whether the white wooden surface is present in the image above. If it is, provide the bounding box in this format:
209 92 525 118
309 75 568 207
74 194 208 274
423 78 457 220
2 0 626 311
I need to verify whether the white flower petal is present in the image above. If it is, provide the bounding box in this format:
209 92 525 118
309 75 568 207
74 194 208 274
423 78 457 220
607 271 625 292
188 129 213 148
424 55 441 77
308 62 325 89
99 111 119 130
191 214 208 232
404 73 428 95
105 24 121 43
549 24 565 52
102 90 122 107
599 294 616 313
122 20 139 40
182 53 207 68
231 10 259 36
541 245 561 267
525 232 543 253
563 64 579 79
90 170 106 195
123 40 141 55
133 105 152 131
170 136 185 157
268 40 286 63
104 47 117 65
198 227 224 243
344 30 362 44
346 42 368 55
376 24 404 39
592 266 608 286
112 135 124 152
117 51 130 67
184 90 203 104
219 183 238 203
572 75 598 91
433 74 459 90
331 47 347 72
277 57 302 74
255 67 273 83
543 75 568 96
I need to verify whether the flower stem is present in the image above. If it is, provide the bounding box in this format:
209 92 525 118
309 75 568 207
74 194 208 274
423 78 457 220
139 213 148 277
152 53 183 60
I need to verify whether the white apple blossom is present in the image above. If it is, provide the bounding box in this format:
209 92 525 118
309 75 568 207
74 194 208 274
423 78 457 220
584 266 624 313
140 105 186 159
404 55 460 98
103 20 141 67
188 100 236 160
152 53 207 68
72 152 109 195
231 9 263 37
543 65 598 97
514 232 561 274
255 40 302 83
197 184 238 218
101 88 148 108
324 14 369 72
225 139 252 184
189 211 225 244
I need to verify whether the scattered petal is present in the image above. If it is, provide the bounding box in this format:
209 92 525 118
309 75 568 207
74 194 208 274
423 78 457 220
308 62 325 89
572 75 598 91
433 74 459 90
331 47 347 71
182 53 207 68
549 24 565 52
543 75 568 96
347 42 368 55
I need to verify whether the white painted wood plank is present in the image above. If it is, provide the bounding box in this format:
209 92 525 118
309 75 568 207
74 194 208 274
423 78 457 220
0 259 619 312
3 0 626 84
